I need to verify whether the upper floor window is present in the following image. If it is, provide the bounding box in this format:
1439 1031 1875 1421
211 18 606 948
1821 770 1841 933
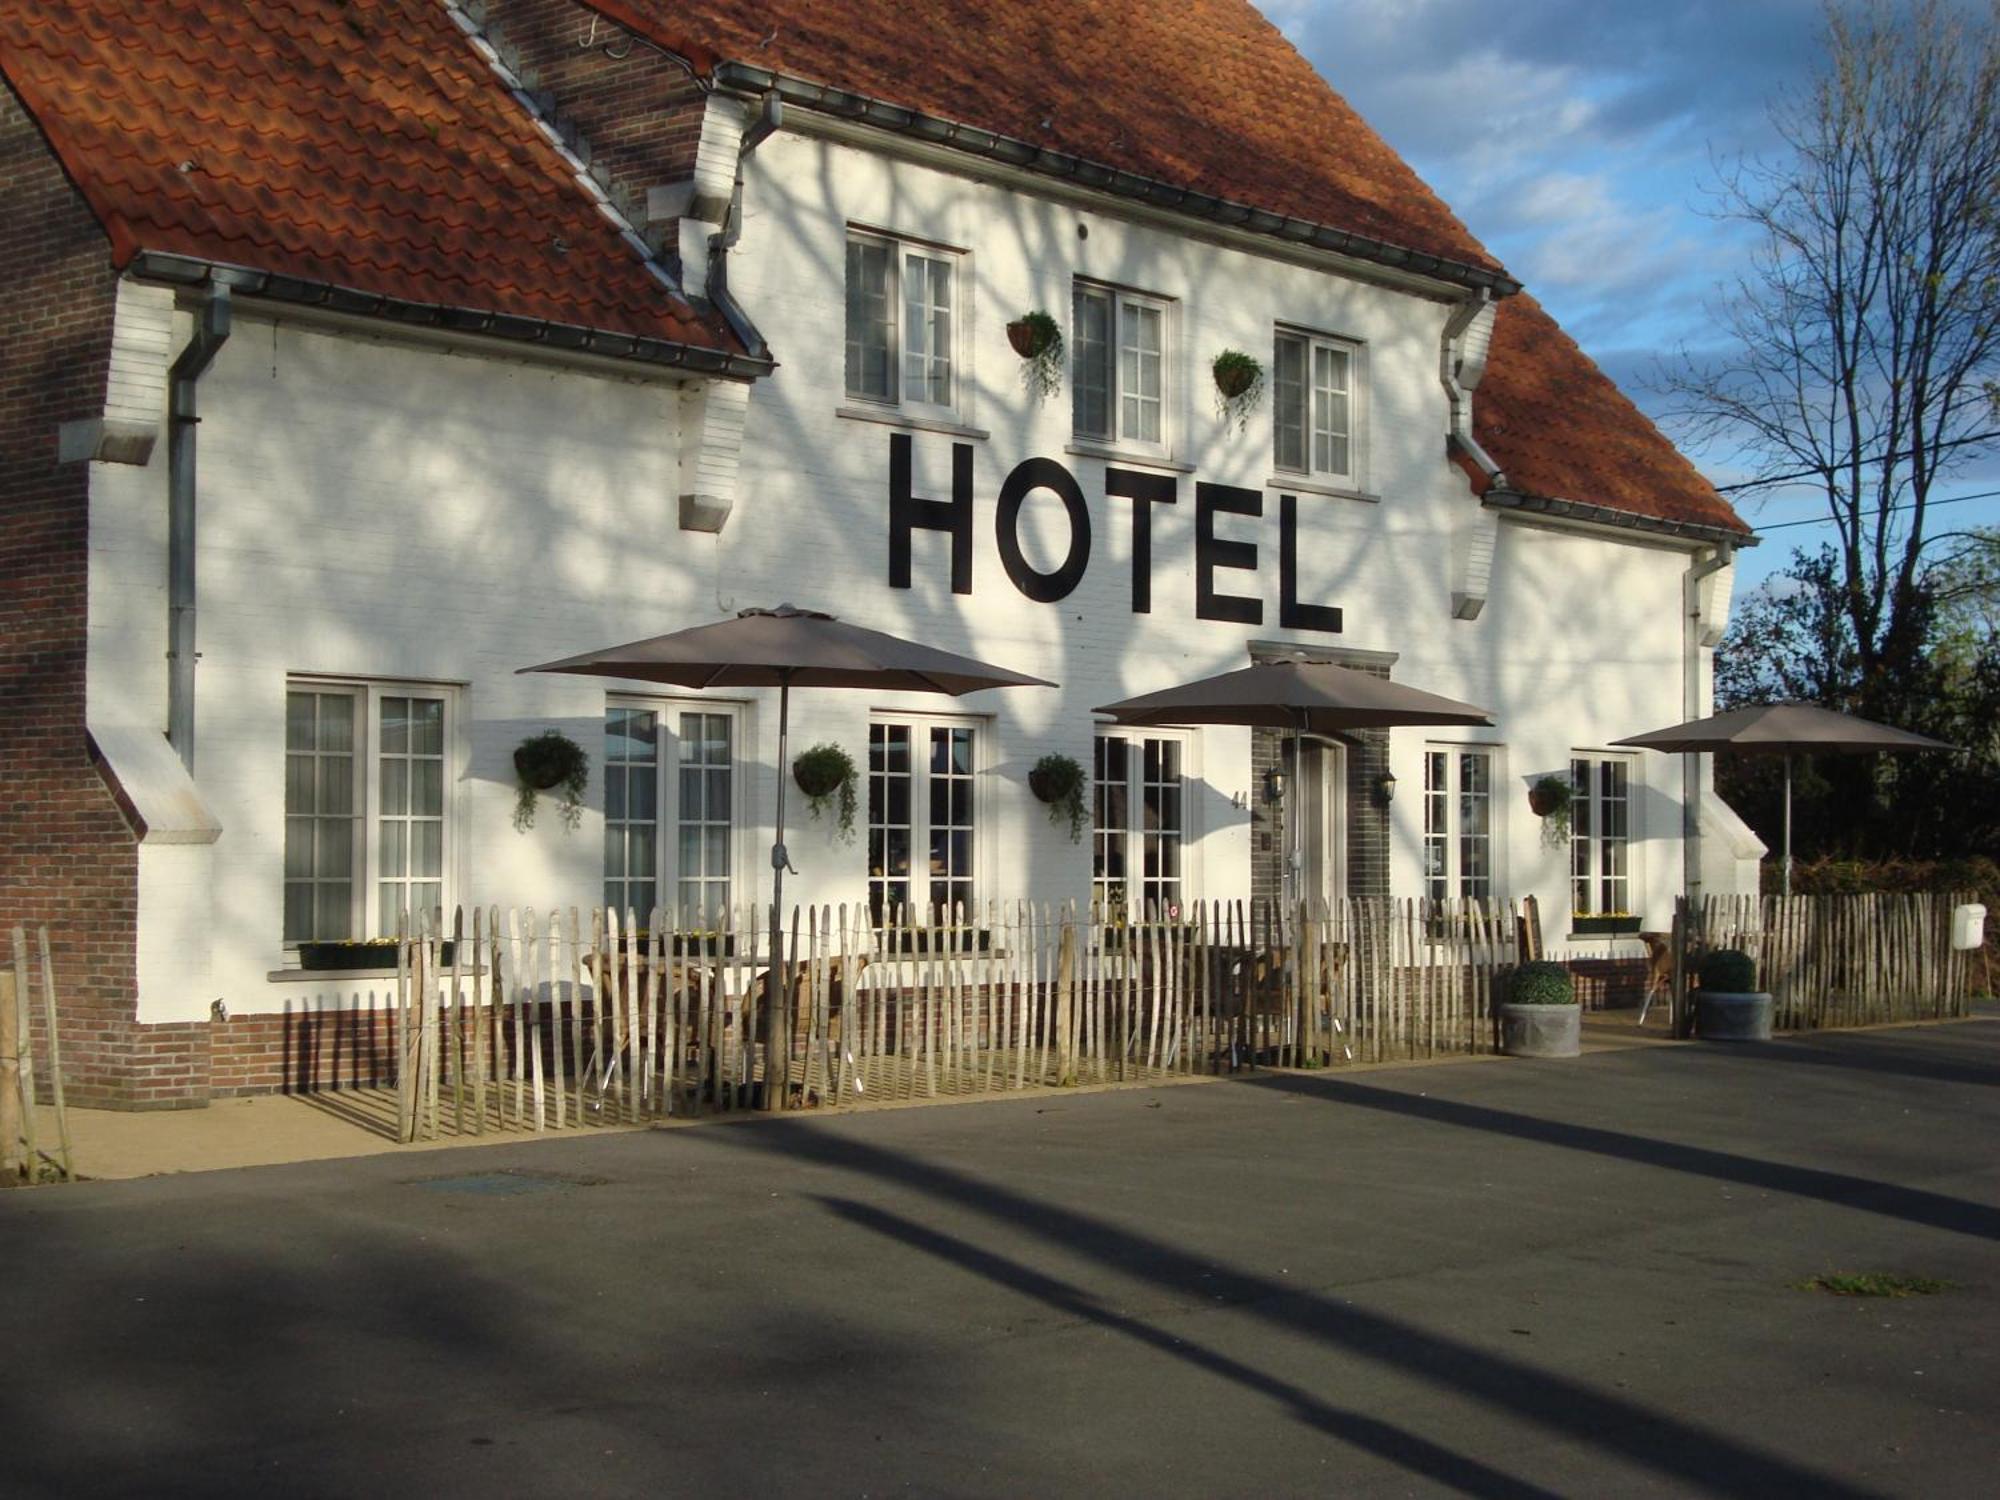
1273 329 1361 486
1423 745 1496 904
1073 281 1169 453
604 703 739 929
845 231 959 415
284 681 454 944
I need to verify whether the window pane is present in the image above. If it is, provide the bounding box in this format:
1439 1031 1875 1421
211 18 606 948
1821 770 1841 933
902 253 953 407
1274 334 1306 472
845 238 895 401
1120 301 1163 444
1072 286 1111 439
283 689 358 943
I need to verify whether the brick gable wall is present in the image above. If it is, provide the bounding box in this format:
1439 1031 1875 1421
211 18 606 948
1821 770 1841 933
0 81 144 1108
479 0 710 265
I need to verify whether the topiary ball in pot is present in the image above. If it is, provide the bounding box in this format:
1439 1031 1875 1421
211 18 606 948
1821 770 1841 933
1506 960 1576 1007
1694 946 1773 1042
1499 960 1579 1057
1699 948 1758 993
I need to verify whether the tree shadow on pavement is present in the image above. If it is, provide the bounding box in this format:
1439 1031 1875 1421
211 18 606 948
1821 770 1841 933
1242 1070 2000 1244
699 1120 1886 1499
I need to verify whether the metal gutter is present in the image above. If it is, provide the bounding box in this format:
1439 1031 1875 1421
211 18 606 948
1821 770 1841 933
130 252 775 380
167 283 231 771
1481 488 1759 551
710 61 1521 299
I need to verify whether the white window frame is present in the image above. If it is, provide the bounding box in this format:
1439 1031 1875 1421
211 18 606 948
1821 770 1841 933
1093 728 1197 920
1072 279 1174 458
844 228 965 420
1570 752 1640 923
1422 744 1500 904
867 712 987 925
603 697 748 930
1273 325 1366 489
283 677 462 947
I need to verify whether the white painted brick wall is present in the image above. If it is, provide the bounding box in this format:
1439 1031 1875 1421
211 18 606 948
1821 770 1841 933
90 133 1728 1022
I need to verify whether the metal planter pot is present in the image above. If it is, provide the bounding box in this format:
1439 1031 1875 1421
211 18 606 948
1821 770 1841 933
1695 990 1774 1042
1499 1003 1581 1058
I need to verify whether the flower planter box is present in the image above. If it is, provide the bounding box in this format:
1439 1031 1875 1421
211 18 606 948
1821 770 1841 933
1570 915 1641 937
1695 989 1774 1041
300 940 454 971
878 928 994 955
614 934 738 958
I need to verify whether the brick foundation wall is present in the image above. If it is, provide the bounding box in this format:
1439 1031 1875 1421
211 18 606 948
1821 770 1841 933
0 80 150 1109
1563 957 1647 1011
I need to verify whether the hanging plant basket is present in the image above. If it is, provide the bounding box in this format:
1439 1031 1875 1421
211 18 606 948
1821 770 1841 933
513 729 589 832
1529 775 1572 845
1211 349 1264 431
1007 311 1064 402
793 742 858 841
1027 752 1088 843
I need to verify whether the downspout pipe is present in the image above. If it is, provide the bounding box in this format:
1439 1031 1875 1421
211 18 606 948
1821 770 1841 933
1441 288 1508 490
707 92 780 361
1681 542 1734 908
167 284 232 770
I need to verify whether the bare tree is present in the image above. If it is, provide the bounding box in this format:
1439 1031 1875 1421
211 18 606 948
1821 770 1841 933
1668 0 2000 712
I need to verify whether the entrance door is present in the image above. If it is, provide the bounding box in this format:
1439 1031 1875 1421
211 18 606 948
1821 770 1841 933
1296 738 1347 909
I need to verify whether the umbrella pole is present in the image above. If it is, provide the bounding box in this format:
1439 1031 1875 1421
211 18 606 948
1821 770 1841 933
1782 753 1793 901
764 673 795 1111
1290 720 1303 912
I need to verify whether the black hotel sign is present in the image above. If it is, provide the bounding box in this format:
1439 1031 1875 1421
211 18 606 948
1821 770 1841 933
886 434 1342 633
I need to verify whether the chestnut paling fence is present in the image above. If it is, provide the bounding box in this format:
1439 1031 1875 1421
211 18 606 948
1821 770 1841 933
384 898 1523 1142
2 925 74 1185
1676 892 1977 1032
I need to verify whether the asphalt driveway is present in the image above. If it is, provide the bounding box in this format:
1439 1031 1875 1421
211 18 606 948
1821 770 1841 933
3 1019 1996 1498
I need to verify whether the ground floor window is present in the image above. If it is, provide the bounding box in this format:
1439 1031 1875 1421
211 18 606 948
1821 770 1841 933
1571 753 1636 925
1094 731 1187 919
1423 745 1496 903
604 703 737 927
284 681 453 943
869 717 979 923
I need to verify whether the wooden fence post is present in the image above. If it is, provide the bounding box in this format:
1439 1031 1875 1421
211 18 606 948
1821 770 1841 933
0 968 19 1183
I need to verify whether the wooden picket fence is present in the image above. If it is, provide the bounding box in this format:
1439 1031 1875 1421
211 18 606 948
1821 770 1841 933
388 898 1522 1141
1679 892 1976 1032
2 926 75 1185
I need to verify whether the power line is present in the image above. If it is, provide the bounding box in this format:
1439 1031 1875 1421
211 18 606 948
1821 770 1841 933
1715 428 2000 493
1755 486 2000 532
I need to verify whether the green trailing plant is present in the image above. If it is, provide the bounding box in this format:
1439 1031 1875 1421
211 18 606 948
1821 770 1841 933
793 742 858 841
1007 311 1064 401
1211 349 1264 430
1027 752 1088 842
1505 960 1577 1006
1530 775 1573 845
513 729 588 832
1699 948 1759 993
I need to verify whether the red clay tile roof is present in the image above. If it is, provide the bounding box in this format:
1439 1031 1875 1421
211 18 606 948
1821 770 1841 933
0 0 746 360
1472 294 1751 537
583 0 1509 283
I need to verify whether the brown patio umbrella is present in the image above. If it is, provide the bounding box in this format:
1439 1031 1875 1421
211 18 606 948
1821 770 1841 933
1612 703 1952 896
523 604 1053 1106
1096 660 1493 904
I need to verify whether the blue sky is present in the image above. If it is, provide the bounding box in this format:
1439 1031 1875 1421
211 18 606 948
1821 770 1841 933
1256 0 2000 592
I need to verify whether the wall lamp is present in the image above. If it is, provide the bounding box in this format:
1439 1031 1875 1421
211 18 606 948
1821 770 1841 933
1265 766 1287 804
1376 771 1398 805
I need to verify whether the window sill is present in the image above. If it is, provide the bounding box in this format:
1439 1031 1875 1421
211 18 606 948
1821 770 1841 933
1064 442 1194 474
1267 474 1380 504
836 405 989 441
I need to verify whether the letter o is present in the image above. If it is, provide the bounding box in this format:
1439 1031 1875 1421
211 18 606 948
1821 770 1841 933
995 458 1091 603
